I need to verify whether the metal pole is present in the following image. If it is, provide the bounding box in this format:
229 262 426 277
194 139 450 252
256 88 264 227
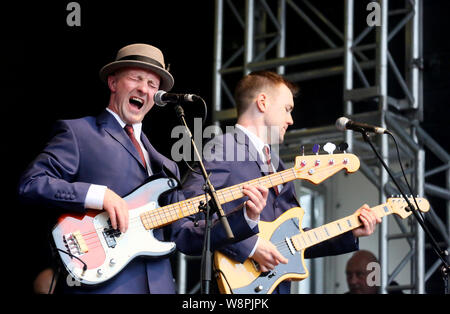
277 0 286 75
415 149 426 293
177 253 187 294
244 0 254 75
408 0 425 294
377 0 389 295
213 0 224 125
447 168 450 246
344 0 354 153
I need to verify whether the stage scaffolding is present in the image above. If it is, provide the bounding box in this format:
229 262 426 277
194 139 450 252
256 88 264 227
177 0 449 294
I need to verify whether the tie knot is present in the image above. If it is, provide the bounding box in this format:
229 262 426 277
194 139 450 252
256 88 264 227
124 125 134 135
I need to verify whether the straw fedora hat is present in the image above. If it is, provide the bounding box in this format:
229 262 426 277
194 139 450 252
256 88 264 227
99 43 174 91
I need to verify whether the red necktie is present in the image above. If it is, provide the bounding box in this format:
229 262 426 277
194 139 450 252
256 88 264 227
124 125 147 169
263 146 279 195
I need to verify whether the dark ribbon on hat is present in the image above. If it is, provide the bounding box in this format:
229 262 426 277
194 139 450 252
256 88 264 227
117 55 165 70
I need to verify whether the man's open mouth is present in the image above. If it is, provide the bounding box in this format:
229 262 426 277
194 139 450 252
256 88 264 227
129 96 144 109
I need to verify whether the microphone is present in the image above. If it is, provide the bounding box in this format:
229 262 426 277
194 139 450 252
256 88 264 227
335 117 388 134
154 90 199 107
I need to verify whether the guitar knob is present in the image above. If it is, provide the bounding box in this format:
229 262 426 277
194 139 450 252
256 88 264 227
254 285 263 293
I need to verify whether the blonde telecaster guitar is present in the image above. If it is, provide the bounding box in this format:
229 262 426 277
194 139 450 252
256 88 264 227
53 152 359 285
214 197 430 294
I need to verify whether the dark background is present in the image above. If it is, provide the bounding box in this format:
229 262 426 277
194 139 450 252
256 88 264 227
4 1 449 294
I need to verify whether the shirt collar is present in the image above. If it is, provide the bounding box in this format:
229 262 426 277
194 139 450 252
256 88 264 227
235 124 270 159
106 108 143 140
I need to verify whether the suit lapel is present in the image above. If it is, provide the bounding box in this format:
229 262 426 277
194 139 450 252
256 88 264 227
233 127 265 172
97 110 147 171
140 132 166 174
234 127 296 200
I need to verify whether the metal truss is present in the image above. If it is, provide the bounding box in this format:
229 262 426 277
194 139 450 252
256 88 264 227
176 0 449 294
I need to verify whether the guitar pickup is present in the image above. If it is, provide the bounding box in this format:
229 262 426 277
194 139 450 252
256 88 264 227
285 237 296 255
251 259 260 272
102 219 122 248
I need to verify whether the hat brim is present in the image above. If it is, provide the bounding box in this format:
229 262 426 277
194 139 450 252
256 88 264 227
99 60 174 91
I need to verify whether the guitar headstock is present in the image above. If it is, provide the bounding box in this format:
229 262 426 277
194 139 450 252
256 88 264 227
386 197 430 219
293 153 360 184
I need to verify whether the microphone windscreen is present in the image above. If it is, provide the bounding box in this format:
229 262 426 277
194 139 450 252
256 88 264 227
335 117 350 131
154 90 167 107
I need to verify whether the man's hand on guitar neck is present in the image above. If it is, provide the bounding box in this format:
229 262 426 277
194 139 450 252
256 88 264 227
352 204 382 238
242 185 269 221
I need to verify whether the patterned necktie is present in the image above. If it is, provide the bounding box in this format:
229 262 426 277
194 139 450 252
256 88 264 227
263 146 279 195
124 125 147 169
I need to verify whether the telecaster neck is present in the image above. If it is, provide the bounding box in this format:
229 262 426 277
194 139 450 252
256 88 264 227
290 203 391 251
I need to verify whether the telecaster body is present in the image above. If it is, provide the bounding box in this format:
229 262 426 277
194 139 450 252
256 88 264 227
215 207 308 294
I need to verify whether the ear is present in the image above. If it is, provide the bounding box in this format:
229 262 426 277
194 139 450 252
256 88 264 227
107 74 117 93
255 93 268 113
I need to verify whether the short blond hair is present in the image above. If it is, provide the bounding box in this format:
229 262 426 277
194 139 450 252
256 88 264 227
234 71 299 116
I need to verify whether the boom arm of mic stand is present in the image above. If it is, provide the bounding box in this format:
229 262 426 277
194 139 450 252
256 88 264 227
174 105 234 240
361 131 450 282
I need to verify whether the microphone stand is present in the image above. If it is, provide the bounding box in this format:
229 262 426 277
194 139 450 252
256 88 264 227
360 130 450 294
173 104 234 294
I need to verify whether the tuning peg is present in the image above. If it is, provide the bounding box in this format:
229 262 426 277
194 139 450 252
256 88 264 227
337 142 348 153
301 145 305 156
312 144 320 155
323 142 336 155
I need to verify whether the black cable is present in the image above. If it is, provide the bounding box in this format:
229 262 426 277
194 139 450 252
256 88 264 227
387 131 426 221
198 96 208 125
174 99 206 176
212 257 234 294
55 248 88 272
47 265 60 294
